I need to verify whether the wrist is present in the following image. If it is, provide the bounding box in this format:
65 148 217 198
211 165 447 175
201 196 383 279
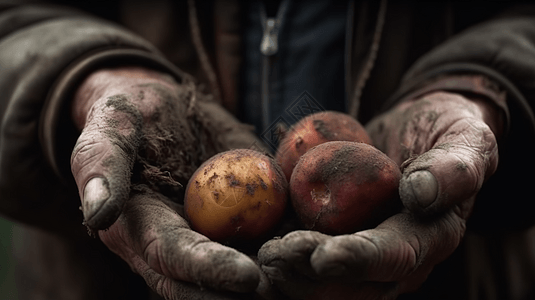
402 75 508 141
41 49 186 182
71 66 177 130
455 93 505 141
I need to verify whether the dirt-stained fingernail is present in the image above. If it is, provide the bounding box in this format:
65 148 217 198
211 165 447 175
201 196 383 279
82 177 110 222
406 170 438 208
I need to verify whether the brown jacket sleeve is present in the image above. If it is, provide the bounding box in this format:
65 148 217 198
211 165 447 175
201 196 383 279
0 4 183 235
389 8 535 232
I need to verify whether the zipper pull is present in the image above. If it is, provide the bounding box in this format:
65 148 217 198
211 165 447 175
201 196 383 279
260 0 289 56
260 18 278 56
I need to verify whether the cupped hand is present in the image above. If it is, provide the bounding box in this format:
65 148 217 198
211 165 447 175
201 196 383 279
70 67 261 298
100 184 260 299
258 91 503 300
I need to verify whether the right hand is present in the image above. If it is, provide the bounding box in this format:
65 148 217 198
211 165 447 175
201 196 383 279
70 67 262 299
258 91 502 300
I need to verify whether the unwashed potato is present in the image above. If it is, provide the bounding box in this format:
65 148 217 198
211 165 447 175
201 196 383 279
185 149 288 244
276 111 372 182
290 141 402 235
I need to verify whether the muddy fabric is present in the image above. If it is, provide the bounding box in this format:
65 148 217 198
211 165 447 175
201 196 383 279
0 1 535 299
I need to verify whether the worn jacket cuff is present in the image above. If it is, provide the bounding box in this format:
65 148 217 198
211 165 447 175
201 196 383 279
388 63 535 232
40 48 189 182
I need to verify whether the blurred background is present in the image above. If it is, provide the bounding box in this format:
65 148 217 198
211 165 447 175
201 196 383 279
0 217 16 299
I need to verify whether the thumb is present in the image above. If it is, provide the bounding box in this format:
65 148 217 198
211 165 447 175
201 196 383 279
71 95 143 230
399 116 499 216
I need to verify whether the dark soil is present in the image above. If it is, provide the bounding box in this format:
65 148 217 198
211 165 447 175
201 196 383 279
313 119 334 139
127 82 229 203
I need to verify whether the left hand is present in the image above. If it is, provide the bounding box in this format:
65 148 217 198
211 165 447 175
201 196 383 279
257 91 503 299
69 67 271 299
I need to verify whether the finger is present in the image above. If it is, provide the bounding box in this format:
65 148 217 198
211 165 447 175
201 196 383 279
258 237 400 300
112 239 243 300
279 231 331 277
310 211 464 285
254 261 287 300
258 237 322 299
114 185 260 293
400 116 498 216
71 95 143 230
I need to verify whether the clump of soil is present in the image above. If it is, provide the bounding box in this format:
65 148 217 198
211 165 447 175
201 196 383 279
129 81 234 203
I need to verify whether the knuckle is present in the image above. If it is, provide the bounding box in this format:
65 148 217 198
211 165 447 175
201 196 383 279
90 95 144 134
149 275 176 300
284 230 309 240
70 137 111 178
437 117 498 181
438 209 467 253
143 237 165 275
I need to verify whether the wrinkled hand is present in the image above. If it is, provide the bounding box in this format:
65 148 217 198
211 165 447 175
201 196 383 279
258 91 502 300
70 67 262 299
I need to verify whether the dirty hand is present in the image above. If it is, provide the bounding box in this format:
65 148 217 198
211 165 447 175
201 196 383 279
70 67 261 299
258 91 502 299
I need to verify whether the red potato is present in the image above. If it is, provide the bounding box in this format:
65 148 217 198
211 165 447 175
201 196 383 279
290 141 401 235
185 149 288 244
276 111 372 182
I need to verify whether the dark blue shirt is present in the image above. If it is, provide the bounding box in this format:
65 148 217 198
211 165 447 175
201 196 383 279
240 0 349 142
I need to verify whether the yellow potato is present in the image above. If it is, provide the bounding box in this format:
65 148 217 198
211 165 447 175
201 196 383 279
185 149 288 244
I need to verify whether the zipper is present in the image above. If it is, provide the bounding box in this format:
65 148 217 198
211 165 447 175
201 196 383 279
259 0 290 131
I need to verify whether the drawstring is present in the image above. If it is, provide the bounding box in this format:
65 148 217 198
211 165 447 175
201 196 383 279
348 0 387 118
187 0 222 103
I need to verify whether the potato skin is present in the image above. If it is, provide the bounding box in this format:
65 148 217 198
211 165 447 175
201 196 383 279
276 111 372 182
290 141 401 235
185 149 288 244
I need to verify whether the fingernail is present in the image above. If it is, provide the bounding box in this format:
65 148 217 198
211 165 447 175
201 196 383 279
406 170 438 208
82 177 110 222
